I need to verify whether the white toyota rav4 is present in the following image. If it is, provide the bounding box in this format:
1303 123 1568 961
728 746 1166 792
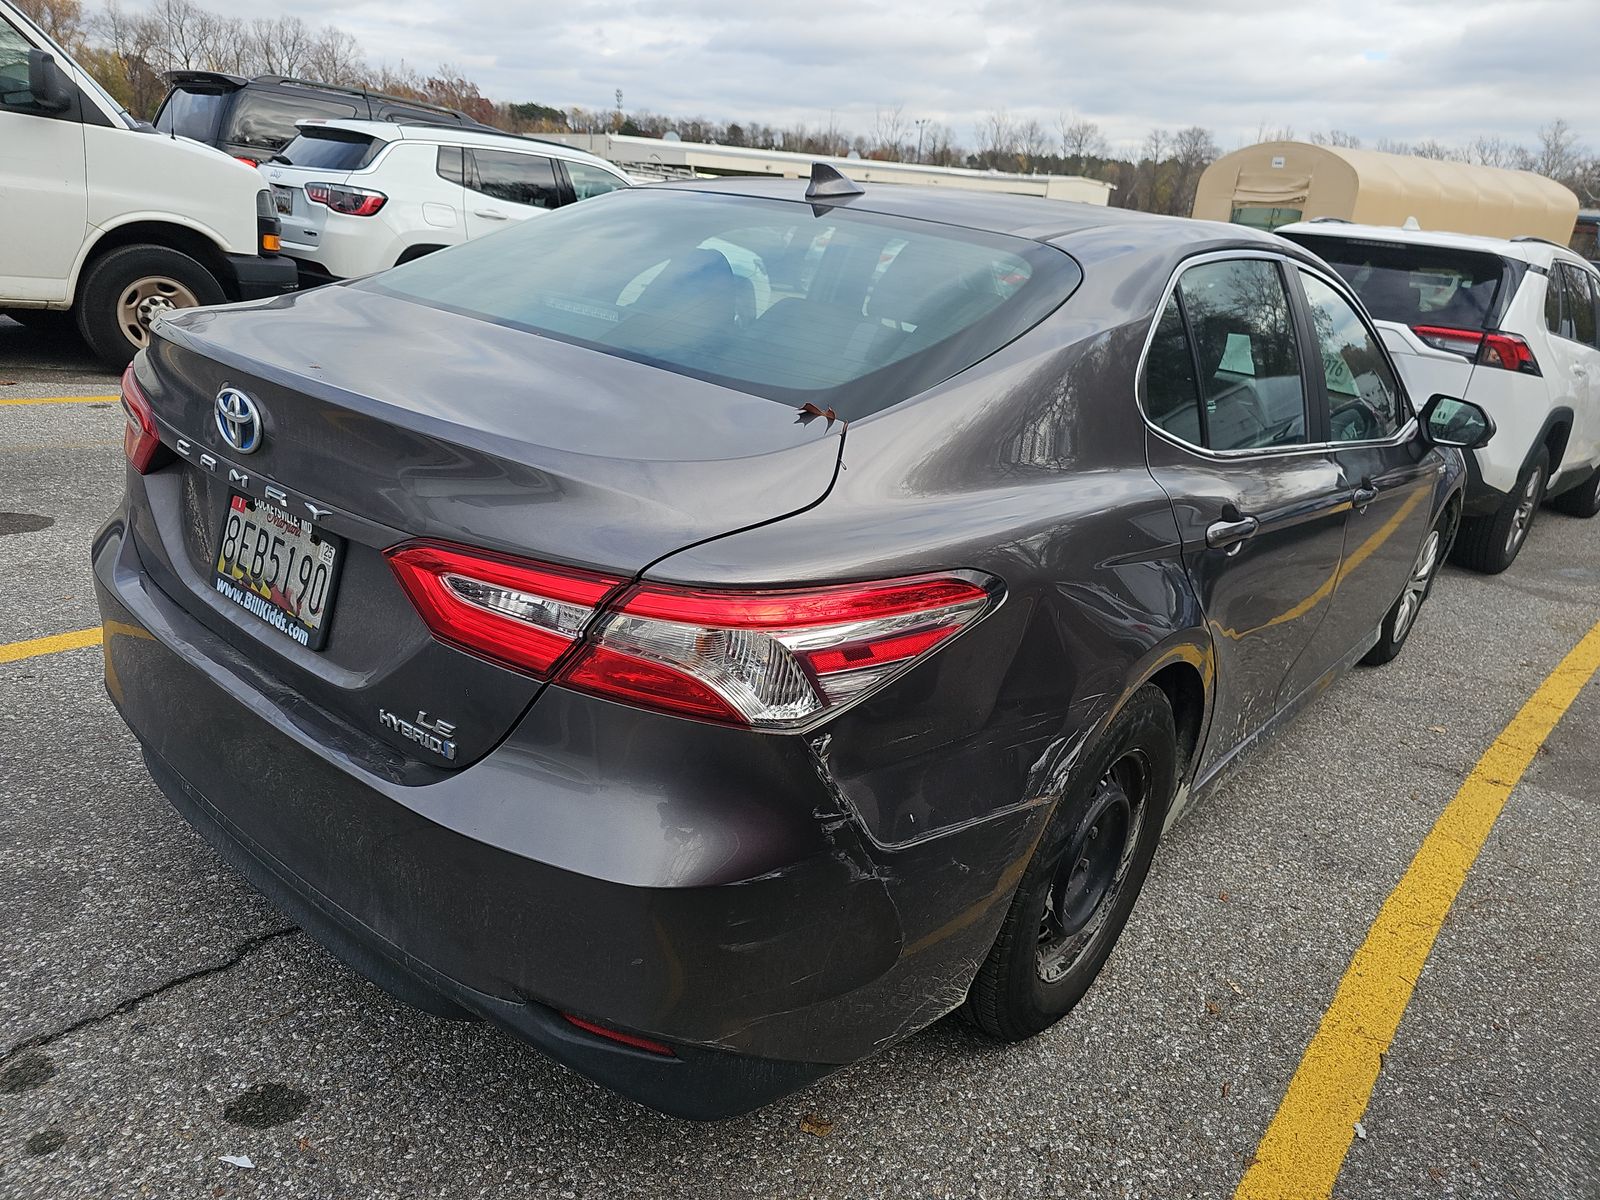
1281 221 1600 573
260 120 633 283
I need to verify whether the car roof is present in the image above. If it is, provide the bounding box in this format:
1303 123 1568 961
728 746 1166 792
651 175 1287 251
1276 219 1592 270
292 118 623 169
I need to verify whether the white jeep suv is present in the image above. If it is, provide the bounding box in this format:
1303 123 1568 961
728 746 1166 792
1281 221 1600 572
259 120 633 283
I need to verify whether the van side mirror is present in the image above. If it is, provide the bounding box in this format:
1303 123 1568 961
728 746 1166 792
26 49 74 114
1419 394 1495 449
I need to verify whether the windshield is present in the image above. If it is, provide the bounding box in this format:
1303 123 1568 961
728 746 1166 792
1286 234 1506 331
154 88 226 141
361 189 1081 416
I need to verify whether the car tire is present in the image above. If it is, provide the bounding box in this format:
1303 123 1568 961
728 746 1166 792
1451 447 1548 574
75 245 225 369
963 684 1177 1042
1550 468 1600 518
1362 511 1451 666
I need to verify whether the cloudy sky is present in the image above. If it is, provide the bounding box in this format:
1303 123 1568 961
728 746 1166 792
197 0 1598 153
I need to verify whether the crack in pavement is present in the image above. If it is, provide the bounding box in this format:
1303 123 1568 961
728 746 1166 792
1 926 299 1062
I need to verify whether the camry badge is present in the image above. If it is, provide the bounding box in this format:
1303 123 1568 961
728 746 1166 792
215 387 262 455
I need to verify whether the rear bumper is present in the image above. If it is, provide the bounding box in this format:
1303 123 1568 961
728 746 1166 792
220 252 299 302
92 513 1038 1116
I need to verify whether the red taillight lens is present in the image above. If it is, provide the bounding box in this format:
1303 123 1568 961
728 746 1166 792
557 573 996 729
386 543 999 728
1412 325 1540 374
385 542 623 677
120 364 165 474
304 182 387 217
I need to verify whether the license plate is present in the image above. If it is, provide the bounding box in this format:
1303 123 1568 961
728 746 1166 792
271 184 295 215
213 492 341 650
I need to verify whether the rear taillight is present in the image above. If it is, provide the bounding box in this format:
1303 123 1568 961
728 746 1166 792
1412 325 1540 375
120 365 165 474
385 542 623 677
304 182 387 217
560 573 995 729
386 543 998 729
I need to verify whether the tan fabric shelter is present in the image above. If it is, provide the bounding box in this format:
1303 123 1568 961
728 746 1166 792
1193 140 1579 243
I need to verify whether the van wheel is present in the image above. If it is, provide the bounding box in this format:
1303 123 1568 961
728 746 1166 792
1451 448 1548 574
75 245 225 369
962 685 1176 1042
1362 515 1447 665
1550 469 1600 518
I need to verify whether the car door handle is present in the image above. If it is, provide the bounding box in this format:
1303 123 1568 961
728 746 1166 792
474 209 509 220
1206 515 1260 551
1352 482 1379 509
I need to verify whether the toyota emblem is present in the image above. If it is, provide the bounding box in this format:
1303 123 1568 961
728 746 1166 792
215 387 262 454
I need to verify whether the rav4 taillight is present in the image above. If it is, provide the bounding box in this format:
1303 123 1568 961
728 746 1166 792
120 364 166 474
304 181 387 217
1412 325 1541 375
386 541 998 729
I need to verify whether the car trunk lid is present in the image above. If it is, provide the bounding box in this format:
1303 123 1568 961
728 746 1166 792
133 284 843 767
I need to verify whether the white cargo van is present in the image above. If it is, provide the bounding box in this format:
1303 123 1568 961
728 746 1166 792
0 0 296 367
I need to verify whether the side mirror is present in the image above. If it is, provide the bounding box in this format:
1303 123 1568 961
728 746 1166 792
1419 393 1495 449
26 49 74 114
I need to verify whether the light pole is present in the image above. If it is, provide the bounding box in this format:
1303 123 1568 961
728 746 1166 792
914 118 929 164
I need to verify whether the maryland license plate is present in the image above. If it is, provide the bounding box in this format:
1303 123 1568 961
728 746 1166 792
213 492 341 650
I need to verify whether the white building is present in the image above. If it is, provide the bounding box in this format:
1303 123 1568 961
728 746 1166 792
542 133 1113 205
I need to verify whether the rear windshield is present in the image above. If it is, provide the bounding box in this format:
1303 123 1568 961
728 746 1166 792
277 128 383 170
154 88 227 141
360 189 1081 416
225 90 361 152
1285 234 1506 331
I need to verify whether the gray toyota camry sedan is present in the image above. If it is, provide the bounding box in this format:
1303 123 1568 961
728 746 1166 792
93 172 1493 1118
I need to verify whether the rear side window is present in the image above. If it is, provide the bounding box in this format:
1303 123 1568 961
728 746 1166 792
1145 294 1203 444
154 89 227 140
1174 259 1307 451
1286 235 1505 332
1298 271 1402 441
1557 265 1598 349
277 129 382 170
468 150 562 209
565 160 628 201
225 91 360 152
361 188 1081 417
436 145 465 186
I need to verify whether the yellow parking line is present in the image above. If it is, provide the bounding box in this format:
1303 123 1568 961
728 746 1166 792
0 627 103 664
1234 618 1600 1200
0 394 118 407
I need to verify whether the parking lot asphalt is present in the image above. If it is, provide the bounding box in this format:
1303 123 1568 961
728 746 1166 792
1 322 1596 1199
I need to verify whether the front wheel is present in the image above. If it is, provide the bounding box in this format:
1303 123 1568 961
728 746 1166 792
75 245 225 369
963 684 1177 1042
1362 513 1449 665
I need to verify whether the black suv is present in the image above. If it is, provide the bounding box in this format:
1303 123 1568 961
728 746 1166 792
152 72 487 165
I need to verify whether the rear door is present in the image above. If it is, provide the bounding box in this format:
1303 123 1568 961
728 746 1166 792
1544 262 1600 476
463 147 565 237
220 89 361 163
1142 254 1350 780
1292 265 1441 660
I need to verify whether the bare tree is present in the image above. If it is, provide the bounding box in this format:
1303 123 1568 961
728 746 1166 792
1057 112 1107 172
1468 135 1513 168
1016 118 1050 172
976 108 1016 170
1169 125 1218 215
1309 129 1361 148
1411 139 1462 161
307 25 364 86
871 105 909 160
1533 118 1583 180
